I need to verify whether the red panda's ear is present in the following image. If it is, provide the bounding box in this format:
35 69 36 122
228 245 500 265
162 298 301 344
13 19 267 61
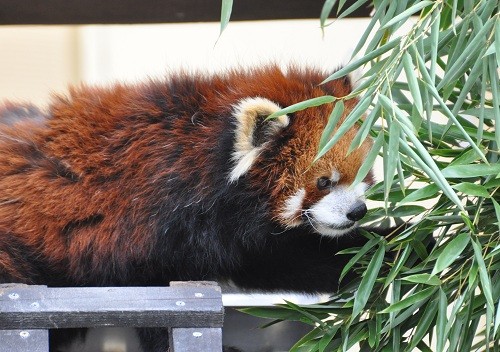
229 97 289 182
321 69 358 97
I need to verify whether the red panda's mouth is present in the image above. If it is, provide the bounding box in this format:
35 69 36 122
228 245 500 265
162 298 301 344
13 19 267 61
302 214 358 236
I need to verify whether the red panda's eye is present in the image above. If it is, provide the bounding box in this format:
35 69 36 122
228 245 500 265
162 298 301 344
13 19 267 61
317 177 332 190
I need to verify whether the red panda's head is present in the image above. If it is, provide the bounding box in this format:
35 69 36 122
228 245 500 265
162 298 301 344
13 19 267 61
224 67 373 237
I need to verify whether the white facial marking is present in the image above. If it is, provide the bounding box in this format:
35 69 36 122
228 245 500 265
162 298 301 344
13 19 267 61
229 97 288 183
307 182 368 237
281 188 306 227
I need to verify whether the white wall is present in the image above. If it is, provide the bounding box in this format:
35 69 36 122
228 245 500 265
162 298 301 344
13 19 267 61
0 19 371 106
78 19 370 84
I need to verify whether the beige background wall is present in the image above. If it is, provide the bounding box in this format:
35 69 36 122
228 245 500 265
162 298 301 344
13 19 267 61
0 19 370 106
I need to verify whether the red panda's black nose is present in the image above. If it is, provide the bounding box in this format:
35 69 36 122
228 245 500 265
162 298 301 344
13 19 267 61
346 202 367 222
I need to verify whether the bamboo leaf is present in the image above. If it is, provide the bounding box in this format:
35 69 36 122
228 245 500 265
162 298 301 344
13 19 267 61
380 287 436 314
219 0 233 35
340 237 380 281
320 0 337 30
402 51 423 116
471 238 494 346
495 17 500 68
337 0 371 19
319 326 339 352
381 1 434 29
489 55 500 147
352 242 385 319
318 100 344 152
314 96 372 162
438 18 494 90
322 38 401 83
385 120 401 201
471 238 495 312
436 288 448 352
432 232 470 275
401 184 440 204
441 164 500 178
401 273 441 286
267 96 335 120
384 245 411 289
408 297 438 350
492 199 500 238
452 182 491 198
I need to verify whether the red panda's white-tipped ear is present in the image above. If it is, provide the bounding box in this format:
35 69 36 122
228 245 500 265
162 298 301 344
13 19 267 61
229 97 288 182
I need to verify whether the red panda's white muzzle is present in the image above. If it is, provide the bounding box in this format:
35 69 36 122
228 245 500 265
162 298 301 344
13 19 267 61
281 182 369 237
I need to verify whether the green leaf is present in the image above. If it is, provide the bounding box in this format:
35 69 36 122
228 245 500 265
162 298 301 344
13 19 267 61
436 288 448 352
471 238 495 312
452 182 491 198
319 326 339 352
384 245 411 289
340 237 380 281
432 232 470 275
492 199 500 238
353 132 384 186
289 327 323 352
267 96 335 120
408 297 438 350
219 0 233 35
322 38 400 83
381 1 434 29
314 96 371 162
318 100 344 152
380 287 436 314
386 205 427 217
401 273 441 286
489 55 500 147
352 242 385 319
385 120 401 201
402 51 423 116
495 17 500 68
320 0 337 30
441 164 500 178
401 184 440 204
471 237 494 345
424 82 488 163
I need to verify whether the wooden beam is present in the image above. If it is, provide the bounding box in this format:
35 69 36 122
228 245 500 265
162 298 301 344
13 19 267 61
0 330 48 352
0 283 223 329
0 0 371 25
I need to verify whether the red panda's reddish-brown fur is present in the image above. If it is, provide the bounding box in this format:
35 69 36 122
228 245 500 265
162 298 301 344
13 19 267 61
0 66 374 290
0 65 397 351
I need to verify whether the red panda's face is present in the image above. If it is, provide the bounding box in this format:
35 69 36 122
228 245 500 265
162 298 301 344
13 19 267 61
229 96 372 237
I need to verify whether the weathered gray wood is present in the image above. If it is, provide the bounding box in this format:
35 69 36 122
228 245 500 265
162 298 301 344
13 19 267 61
169 328 223 352
0 330 48 352
0 283 223 330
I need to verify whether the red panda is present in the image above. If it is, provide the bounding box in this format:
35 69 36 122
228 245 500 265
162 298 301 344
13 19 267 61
1 65 384 350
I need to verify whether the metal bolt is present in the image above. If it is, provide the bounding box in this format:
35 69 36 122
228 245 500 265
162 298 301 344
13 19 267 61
19 331 30 339
8 293 19 300
194 293 204 298
192 332 203 338
176 301 185 306
30 302 40 308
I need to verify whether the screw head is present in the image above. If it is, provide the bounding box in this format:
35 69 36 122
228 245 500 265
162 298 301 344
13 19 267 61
195 293 204 298
19 331 30 339
175 301 185 306
8 293 19 300
192 332 203 338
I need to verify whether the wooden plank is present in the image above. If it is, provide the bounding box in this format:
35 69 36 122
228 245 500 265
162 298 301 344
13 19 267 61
169 328 223 352
0 330 48 352
0 284 223 329
0 0 371 25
